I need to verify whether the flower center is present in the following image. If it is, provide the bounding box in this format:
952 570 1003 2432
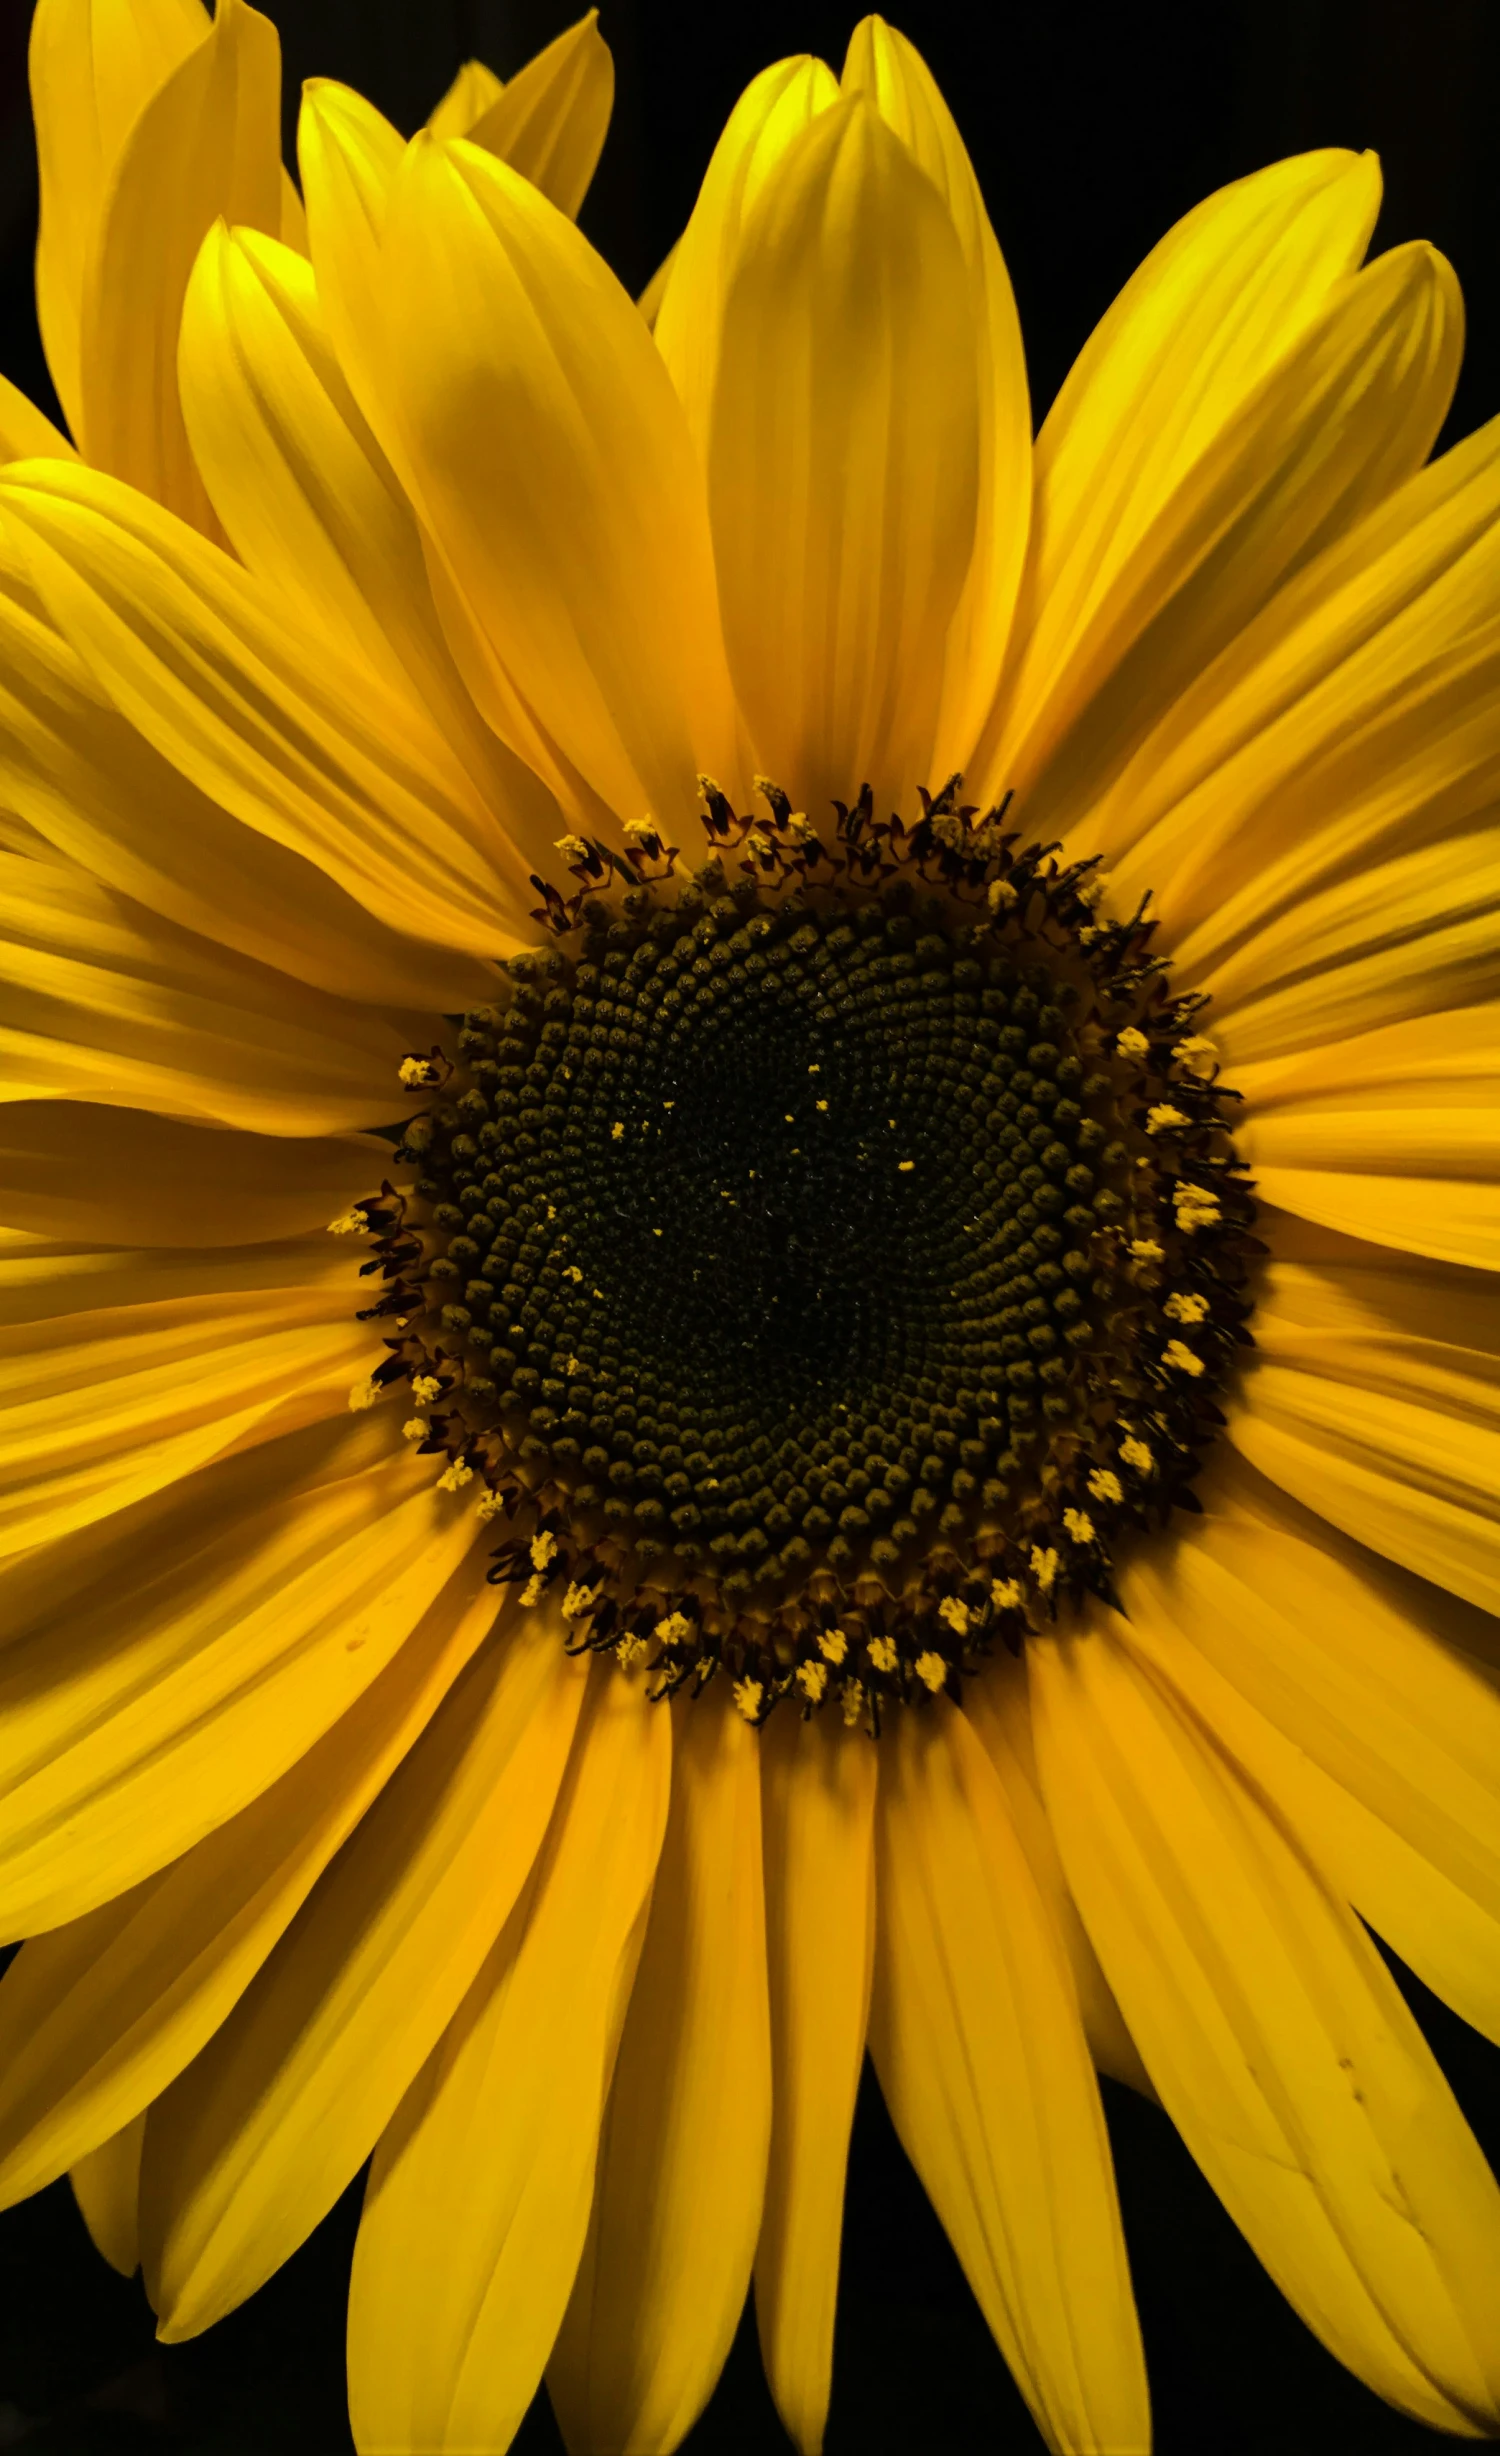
344 779 1256 1728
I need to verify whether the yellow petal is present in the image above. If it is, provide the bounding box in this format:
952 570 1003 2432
295 79 404 433
841 15 1030 778
0 460 533 955
752 1701 875 2456
708 96 978 823
1119 1456 1500 2048
0 849 420 1135
142 1608 586 2338
278 162 308 254
178 219 566 873
997 239 1462 838
426 59 505 143
549 1682 770 2453
0 1546 499 2206
345 1662 670 2456
972 147 1383 799
962 1647 1154 2100
1031 1613 1500 2435
869 1701 1149 2455
0 528 497 1009
0 371 76 465
0 1105 381 1246
463 12 613 222
653 55 840 466
636 237 678 328
71 2115 145 2276
1236 1004 1500 1271
29 0 208 435
0 1447 477 1930
78 0 283 531
377 132 741 831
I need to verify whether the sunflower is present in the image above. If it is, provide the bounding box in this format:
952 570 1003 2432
1 2 1499 2450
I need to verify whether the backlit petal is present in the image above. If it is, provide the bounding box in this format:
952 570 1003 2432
70 2116 145 2276
462 12 613 222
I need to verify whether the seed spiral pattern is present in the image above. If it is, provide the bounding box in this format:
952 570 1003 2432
342 780 1258 1728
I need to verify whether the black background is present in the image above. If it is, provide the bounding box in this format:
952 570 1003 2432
2 0 1500 2448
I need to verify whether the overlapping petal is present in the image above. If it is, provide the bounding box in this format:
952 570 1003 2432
459 12 613 223
0 1106 381 1245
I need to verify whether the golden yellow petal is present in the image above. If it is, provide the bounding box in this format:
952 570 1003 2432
653 55 839 465
345 1663 670 2456
549 1682 770 2453
1031 1613 1500 2435
0 461 535 955
972 146 1383 799
70 2115 145 2276
870 1701 1149 2454
426 59 505 143
463 11 613 222
377 133 741 832
752 1705 875 2456
0 1105 381 1246
0 1545 501 2206
708 96 978 821
142 1608 586 2339
0 370 77 465
841 15 1030 779
77 0 283 531
0 849 421 1135
29 0 208 435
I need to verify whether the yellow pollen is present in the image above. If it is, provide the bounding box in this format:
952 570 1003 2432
733 1677 765 1722
898 1160 914 1173
347 1377 380 1412
518 1573 544 1607
808 1063 821 1074
987 878 1017 913
616 1631 649 1668
1119 1434 1155 1474
437 1459 473 1493
655 1610 694 1648
530 1530 559 1570
554 832 591 862
402 1417 428 1442
1062 1507 1095 1544
398 1054 439 1088
915 1650 949 1693
622 815 658 849
991 1576 1024 1610
476 1490 505 1521
1173 1182 1222 1232
1165 1291 1209 1324
563 1264 583 1283
327 1209 365 1235
841 1679 866 1727
816 1099 828 1112
1030 1545 1060 1593
561 1582 597 1620
868 1636 899 1674
1163 1338 1205 1377
410 1373 441 1404
937 1595 971 1638
797 1660 829 1704
1175 1033 1218 1077
1129 1238 1165 1264
1147 1104 1191 1134
818 1628 849 1665
1115 1027 1149 1057
611 1121 625 1141
1087 1468 1124 1505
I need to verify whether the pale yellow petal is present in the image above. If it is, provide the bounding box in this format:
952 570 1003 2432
549 1682 770 2454
973 147 1383 798
142 1610 585 2338
77 0 283 531
0 460 535 955
0 850 419 1134
841 15 1030 776
1119 1455 1500 2048
653 56 840 466
346 1663 670 2456
0 1105 381 1246
0 1552 498 2205
1031 1614 1500 2435
378 132 741 831
463 12 613 222
870 1701 1149 2455
29 0 209 434
0 528 496 1009
71 2115 145 2276
752 1705 875 2456
0 1447 479 1931
708 96 978 822
426 59 505 143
